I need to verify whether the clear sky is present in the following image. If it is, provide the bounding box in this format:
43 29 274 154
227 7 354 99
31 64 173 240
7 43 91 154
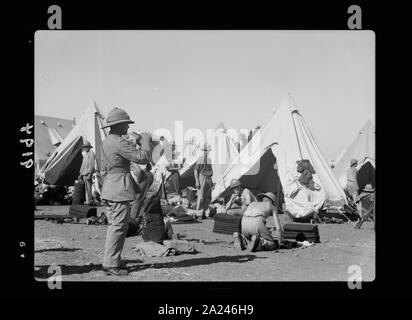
35 30 374 160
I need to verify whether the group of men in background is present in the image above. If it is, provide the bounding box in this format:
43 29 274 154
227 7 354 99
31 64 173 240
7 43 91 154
88 106 286 276
75 106 373 277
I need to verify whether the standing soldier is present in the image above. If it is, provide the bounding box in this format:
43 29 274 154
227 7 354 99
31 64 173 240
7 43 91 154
194 143 213 219
346 158 361 217
100 107 151 276
78 141 95 205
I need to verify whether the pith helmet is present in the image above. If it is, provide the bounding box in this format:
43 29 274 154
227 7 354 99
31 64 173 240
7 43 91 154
363 184 374 192
229 178 242 189
257 192 277 206
102 107 134 129
82 141 93 148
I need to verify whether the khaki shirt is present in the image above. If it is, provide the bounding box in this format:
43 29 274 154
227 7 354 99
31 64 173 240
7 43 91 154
79 150 95 176
194 156 213 177
243 201 274 220
347 166 359 189
347 166 358 182
100 133 151 202
228 188 256 209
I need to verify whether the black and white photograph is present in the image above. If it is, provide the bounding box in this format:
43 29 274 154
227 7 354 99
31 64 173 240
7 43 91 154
32 30 375 283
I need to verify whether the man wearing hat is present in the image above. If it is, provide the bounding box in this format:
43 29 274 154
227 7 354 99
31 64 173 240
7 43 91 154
194 142 213 219
346 158 361 216
225 178 256 215
100 107 151 276
78 141 96 205
233 192 283 252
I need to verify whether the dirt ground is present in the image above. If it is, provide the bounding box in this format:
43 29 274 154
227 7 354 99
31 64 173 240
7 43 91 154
34 205 375 282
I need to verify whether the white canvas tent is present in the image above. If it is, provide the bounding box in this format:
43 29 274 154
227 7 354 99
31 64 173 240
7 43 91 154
151 124 240 189
333 120 375 190
39 103 108 187
212 95 347 218
208 126 240 184
176 124 239 187
34 115 75 173
151 154 171 183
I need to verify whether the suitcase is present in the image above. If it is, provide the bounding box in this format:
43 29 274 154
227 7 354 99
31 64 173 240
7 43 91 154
282 223 320 243
213 213 242 235
68 204 97 218
72 181 86 205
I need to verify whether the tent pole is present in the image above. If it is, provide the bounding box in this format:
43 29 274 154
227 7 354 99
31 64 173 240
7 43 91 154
291 110 303 160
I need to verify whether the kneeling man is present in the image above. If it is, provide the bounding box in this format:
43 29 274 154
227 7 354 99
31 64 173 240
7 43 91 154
233 192 283 252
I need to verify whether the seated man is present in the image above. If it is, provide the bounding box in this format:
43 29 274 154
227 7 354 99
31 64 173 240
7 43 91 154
225 179 256 216
233 192 283 252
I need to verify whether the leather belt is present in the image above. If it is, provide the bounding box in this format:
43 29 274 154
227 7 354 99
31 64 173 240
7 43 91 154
243 215 264 218
107 167 130 174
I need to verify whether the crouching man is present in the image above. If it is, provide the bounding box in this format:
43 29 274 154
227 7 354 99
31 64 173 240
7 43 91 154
233 192 283 252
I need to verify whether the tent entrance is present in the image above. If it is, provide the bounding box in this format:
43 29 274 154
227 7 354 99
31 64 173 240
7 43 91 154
357 161 375 191
230 148 285 212
179 165 196 190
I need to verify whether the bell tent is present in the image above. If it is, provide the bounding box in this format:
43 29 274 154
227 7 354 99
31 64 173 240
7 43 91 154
151 124 240 190
333 120 375 191
176 123 240 188
212 95 347 219
39 103 108 186
34 115 75 172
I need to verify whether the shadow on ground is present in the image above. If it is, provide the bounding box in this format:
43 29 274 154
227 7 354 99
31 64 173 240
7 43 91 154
35 248 82 253
34 255 263 279
35 264 102 279
128 254 265 273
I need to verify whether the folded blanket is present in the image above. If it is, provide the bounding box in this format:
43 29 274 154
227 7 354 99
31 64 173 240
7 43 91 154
163 240 196 253
133 241 176 257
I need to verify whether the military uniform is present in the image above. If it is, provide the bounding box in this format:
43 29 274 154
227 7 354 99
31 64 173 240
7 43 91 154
346 166 359 201
194 152 213 212
101 133 151 268
241 202 277 250
236 193 282 252
79 149 96 204
346 159 362 217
